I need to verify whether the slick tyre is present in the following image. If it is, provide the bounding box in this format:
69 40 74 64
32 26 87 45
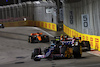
46 36 49 42
81 41 91 51
85 41 91 51
29 36 33 43
31 48 42 59
52 56 56 60
73 46 81 58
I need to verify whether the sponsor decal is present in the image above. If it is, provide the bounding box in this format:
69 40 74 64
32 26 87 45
90 37 93 47
65 27 66 33
72 31 73 36
18 21 24 25
95 38 99 49
86 36 88 41
68 29 69 34
38 22 40 26
69 30 71 35
34 22 36 26
45 23 47 28
41 23 44 27
66 28 67 33
9 22 14 26
80 35 81 37
74 32 76 36
52 24 55 30
63 25 65 31
82 36 85 40
49 24 51 28
28 21 33 25
76 33 78 37
61 41 72 45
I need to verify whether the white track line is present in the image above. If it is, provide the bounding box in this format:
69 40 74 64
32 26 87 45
87 51 100 57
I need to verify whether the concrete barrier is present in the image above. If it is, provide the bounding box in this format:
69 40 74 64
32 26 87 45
0 20 57 31
33 21 57 31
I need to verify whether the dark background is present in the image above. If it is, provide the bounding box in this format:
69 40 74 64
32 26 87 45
0 0 40 6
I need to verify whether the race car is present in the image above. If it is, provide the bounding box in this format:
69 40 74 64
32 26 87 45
31 38 82 61
55 35 90 51
28 32 49 43
80 41 91 51
0 24 4 28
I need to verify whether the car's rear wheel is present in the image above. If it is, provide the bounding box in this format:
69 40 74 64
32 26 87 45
1 24 4 28
31 48 42 61
73 45 82 58
52 55 56 60
28 36 33 43
46 36 49 42
1 26 4 28
28 37 30 43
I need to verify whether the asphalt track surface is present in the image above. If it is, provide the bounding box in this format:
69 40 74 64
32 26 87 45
0 27 100 67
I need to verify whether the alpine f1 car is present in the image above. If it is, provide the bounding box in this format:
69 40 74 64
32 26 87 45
28 32 49 43
31 38 82 61
0 24 4 28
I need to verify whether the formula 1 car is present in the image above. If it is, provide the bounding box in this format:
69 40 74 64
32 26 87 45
0 24 4 28
80 41 91 51
28 32 49 43
55 35 91 51
54 35 81 41
31 38 82 61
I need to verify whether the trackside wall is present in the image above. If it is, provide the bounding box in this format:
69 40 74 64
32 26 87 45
0 1 57 31
63 0 100 51
63 24 100 51
1 20 57 31
63 0 100 35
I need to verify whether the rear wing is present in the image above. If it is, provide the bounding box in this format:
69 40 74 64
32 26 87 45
60 37 81 46
67 37 81 40
61 41 73 45
54 36 81 41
